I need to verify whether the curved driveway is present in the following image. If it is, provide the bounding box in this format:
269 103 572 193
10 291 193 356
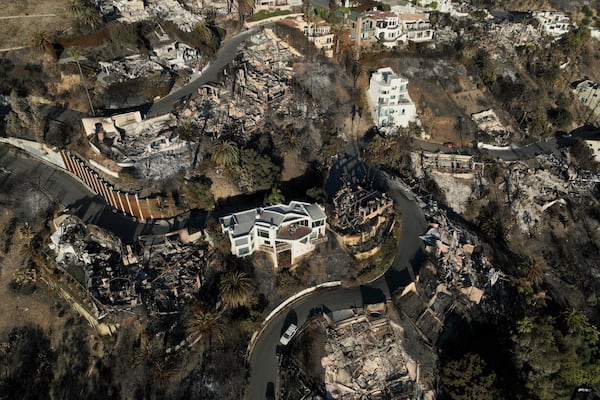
245 135 568 399
245 143 427 400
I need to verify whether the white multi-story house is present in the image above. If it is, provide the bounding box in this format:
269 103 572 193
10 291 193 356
574 79 600 123
399 13 433 43
370 11 402 48
367 67 417 131
220 201 328 267
532 10 572 37
281 16 335 57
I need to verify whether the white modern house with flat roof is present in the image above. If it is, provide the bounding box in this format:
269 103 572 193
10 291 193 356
532 10 572 37
367 67 417 132
220 201 327 267
573 79 600 123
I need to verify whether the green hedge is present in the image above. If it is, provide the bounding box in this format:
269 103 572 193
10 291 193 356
248 9 292 22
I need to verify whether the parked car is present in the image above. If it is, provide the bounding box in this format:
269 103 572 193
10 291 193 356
279 324 298 345
443 141 457 148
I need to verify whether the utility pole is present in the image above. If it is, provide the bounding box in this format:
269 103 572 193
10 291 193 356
68 47 95 116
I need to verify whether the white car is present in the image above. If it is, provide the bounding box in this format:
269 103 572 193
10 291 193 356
279 324 298 345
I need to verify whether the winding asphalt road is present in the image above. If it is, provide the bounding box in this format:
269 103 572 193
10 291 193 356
0 23 575 399
0 145 195 241
146 27 259 117
244 134 572 399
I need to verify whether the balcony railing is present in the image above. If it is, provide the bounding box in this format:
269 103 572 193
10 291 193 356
311 236 328 245
259 243 291 253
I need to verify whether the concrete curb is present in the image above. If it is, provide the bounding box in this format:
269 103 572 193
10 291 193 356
245 281 341 360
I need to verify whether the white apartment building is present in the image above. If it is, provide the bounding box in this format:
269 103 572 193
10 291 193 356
367 67 417 131
220 201 327 267
532 10 572 37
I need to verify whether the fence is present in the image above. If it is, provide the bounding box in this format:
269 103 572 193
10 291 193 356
60 151 165 221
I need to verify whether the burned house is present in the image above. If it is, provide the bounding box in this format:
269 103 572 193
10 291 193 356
179 29 299 141
49 215 139 314
321 304 433 399
49 215 209 320
331 181 394 256
138 235 207 314
81 111 191 180
471 109 512 146
419 152 477 175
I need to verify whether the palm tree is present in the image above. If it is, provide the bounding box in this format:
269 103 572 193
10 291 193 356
264 186 284 205
18 223 33 241
211 140 239 170
66 1 102 28
564 308 587 335
521 258 547 287
132 337 161 367
152 359 177 391
275 125 304 155
190 100 215 170
517 316 534 335
186 308 222 347
331 24 350 56
237 0 255 26
219 271 254 309
195 23 213 45
175 119 197 142
29 31 56 54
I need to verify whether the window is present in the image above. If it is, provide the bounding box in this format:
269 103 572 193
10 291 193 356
390 95 396 99
258 229 269 238
235 237 248 246
401 109 405 114
391 86 397 90
311 220 324 228
300 237 308 244
238 247 250 256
